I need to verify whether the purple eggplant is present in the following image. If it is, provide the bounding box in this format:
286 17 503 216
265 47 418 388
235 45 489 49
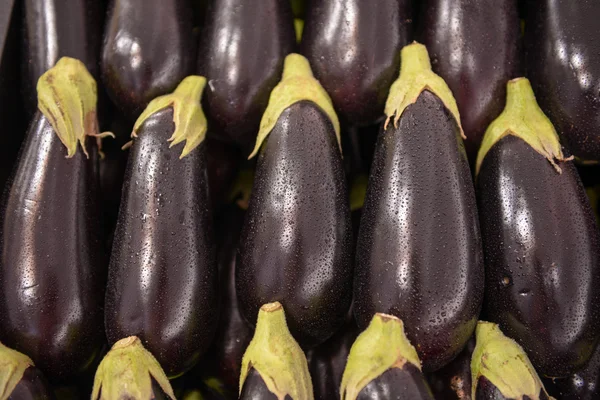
551 343 600 399
1 341 55 400
427 338 475 400
301 0 411 126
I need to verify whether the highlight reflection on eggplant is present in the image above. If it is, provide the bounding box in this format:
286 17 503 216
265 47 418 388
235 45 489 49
550 343 600 399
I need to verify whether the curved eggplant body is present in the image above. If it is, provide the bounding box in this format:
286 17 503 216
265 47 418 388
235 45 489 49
0 112 106 381
197 0 295 150
524 0 600 161
102 0 195 119
426 337 474 400
354 91 484 372
416 0 520 162
8 367 55 400
105 108 218 378
301 0 411 126
22 0 103 114
553 342 600 399
240 368 291 400
237 101 352 349
356 365 434 400
477 135 600 377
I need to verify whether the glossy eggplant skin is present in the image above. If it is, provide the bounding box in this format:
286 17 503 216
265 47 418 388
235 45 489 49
104 108 218 378
524 0 600 161
426 337 475 400
416 0 520 163
197 0 295 150
552 342 600 399
237 101 353 349
8 367 55 400
22 0 103 116
477 134 600 377
0 112 106 381
102 0 195 120
301 0 411 126
354 91 484 372
356 365 435 400
240 369 292 400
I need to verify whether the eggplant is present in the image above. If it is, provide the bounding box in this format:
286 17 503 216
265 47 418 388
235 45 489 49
471 322 552 400
551 343 600 399
22 0 104 117
0 58 108 381
239 302 313 400
524 0 600 161
416 0 521 163
104 76 218 378
102 0 195 120
476 77 600 377
236 54 352 349
205 138 242 210
341 313 434 400
353 43 484 372
0 341 55 400
197 0 295 151
91 336 175 400
300 0 411 126
427 338 475 400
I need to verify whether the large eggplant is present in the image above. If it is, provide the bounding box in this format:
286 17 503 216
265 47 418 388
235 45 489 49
524 0 600 161
236 54 352 349
471 322 551 400
197 0 295 151
239 302 313 400
104 77 218 378
551 343 600 399
416 0 520 163
301 0 411 126
102 0 195 120
0 58 107 381
476 77 600 377
1 341 55 400
353 43 484 372
427 338 475 400
340 313 434 400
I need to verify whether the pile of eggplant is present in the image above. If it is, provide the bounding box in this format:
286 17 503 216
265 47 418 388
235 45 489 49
1 0 600 399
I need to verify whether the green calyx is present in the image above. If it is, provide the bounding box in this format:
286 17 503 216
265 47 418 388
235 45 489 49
91 336 175 400
249 53 340 159
132 75 208 159
239 302 313 400
0 342 34 400
37 57 114 158
475 77 571 176
471 322 552 400
340 313 421 400
384 42 463 136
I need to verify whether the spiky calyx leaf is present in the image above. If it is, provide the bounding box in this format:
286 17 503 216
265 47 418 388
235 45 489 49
132 76 208 159
249 53 340 159
340 313 421 400
0 342 34 399
239 302 313 400
91 336 175 400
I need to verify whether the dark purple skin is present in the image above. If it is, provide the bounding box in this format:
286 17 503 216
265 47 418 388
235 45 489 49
102 0 195 120
197 0 295 151
551 341 600 399
356 365 435 400
353 90 484 372
416 0 521 164
524 0 600 161
0 112 106 381
477 134 600 377
427 337 475 400
205 138 242 210
236 101 353 349
475 376 549 400
301 0 411 126
8 366 55 400
240 369 292 400
104 107 218 378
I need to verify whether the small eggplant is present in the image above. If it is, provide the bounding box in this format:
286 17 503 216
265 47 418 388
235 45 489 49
340 313 434 400
471 321 552 400
0 58 109 381
551 343 600 399
239 302 313 400
0 341 55 400
476 78 600 377
104 77 218 378
102 0 195 120
427 338 475 400
301 0 411 126
524 0 600 161
416 0 521 163
197 0 295 150
91 336 176 400
353 43 484 372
